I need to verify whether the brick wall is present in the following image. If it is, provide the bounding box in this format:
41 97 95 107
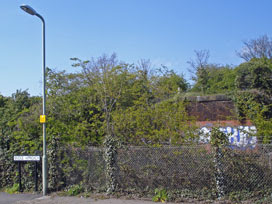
185 95 253 127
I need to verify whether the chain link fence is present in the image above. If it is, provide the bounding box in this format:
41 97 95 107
53 144 272 200
116 145 272 199
2 144 272 201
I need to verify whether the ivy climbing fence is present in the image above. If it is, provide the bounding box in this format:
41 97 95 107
1 144 272 201
115 145 272 200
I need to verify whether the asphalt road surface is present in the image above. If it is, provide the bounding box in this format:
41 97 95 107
0 193 165 204
0 192 41 204
0 192 239 204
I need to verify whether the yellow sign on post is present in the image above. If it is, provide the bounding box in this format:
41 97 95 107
40 115 46 123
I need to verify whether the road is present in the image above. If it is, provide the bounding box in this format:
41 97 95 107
0 193 167 204
0 192 41 204
0 192 240 203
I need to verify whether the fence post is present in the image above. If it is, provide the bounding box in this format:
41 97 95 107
214 146 225 199
210 127 228 199
103 135 118 194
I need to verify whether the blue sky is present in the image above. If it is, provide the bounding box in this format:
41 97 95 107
1 0 272 96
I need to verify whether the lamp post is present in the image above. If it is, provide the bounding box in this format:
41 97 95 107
20 4 47 196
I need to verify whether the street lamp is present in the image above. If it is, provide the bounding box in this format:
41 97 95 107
20 4 47 196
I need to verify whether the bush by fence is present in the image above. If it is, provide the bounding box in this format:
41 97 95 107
1 144 272 201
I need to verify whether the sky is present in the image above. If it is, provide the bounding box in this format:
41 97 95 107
1 0 272 96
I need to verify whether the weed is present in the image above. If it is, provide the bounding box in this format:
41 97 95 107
5 183 20 194
152 188 168 203
65 184 84 196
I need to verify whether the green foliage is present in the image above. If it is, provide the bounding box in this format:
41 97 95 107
152 188 168 203
65 184 84 196
192 65 236 94
46 68 105 147
0 90 41 189
206 66 236 94
113 99 197 145
5 183 20 194
235 58 272 94
234 91 272 143
103 135 118 194
210 127 229 148
152 66 188 99
1 50 272 199
188 55 272 144
0 54 195 193
210 127 229 198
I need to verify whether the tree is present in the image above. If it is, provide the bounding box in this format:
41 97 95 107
191 64 236 94
235 91 272 143
152 66 188 100
235 58 272 95
234 58 272 143
113 98 197 145
0 90 41 188
71 53 134 193
46 68 104 146
187 50 210 94
237 35 272 61
204 65 235 94
71 54 130 136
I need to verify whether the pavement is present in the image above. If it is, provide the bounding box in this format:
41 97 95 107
0 192 242 204
15 197 159 204
0 192 41 204
0 192 170 204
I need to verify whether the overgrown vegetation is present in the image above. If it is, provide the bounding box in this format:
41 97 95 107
0 35 272 201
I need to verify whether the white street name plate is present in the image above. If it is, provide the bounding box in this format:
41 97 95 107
14 155 40 161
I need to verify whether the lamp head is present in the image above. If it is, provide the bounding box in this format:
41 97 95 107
20 4 37 15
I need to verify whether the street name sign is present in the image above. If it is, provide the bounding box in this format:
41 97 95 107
13 155 40 192
14 155 40 162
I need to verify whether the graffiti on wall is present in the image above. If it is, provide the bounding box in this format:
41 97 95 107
199 126 257 148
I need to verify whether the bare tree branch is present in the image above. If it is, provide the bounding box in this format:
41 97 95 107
237 35 272 61
187 49 210 82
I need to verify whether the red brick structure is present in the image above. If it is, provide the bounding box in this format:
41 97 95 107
185 95 253 127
